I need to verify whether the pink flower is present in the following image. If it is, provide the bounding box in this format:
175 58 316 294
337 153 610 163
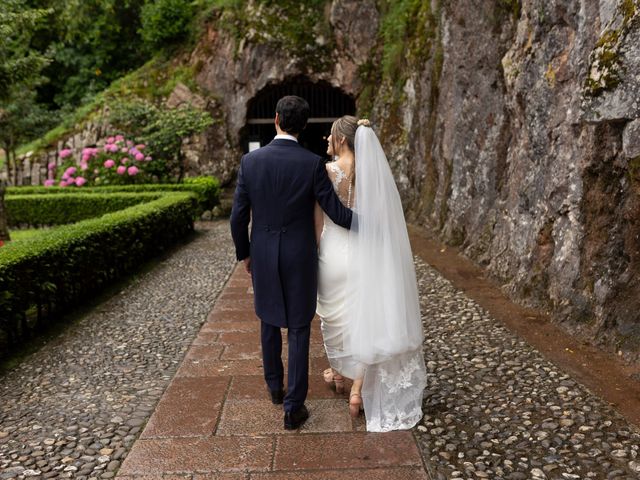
126 140 133 147
121 157 129 164
48 162 56 170
121 147 128 153
58 148 73 159
65 166 77 176
107 136 115 144
75 177 87 186
59 181 68 187
115 134 124 141
80 162 88 171
116 166 126 175
44 179 55 187
145 156 152 161
135 152 145 161
104 159 115 168
127 166 139 176
94 168 99 174
136 144 146 150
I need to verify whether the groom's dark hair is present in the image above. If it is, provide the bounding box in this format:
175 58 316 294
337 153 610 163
276 95 310 135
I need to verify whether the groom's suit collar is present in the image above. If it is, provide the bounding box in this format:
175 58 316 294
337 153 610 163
269 138 302 148
274 134 298 143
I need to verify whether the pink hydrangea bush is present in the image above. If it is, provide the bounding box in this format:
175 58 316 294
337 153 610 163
45 136 155 187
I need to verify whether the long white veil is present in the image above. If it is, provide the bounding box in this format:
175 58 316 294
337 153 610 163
344 124 427 432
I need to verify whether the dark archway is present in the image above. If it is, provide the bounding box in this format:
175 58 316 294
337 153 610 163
242 77 356 159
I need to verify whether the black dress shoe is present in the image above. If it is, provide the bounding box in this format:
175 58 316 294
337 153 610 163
284 405 309 430
269 389 284 405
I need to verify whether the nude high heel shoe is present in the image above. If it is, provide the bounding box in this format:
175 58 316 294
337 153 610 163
349 392 363 418
323 368 345 394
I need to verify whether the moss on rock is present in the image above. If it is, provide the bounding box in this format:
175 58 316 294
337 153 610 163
583 0 639 97
212 0 335 71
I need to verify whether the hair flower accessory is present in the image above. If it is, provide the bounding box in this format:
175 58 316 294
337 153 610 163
357 118 371 127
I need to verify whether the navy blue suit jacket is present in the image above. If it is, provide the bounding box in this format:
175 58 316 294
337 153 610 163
230 139 352 328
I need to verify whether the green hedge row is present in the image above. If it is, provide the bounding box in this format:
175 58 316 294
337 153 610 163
7 193 162 227
0 192 198 355
7 175 220 213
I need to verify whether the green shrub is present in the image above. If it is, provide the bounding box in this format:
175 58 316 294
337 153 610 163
7 192 161 227
0 191 197 355
7 176 220 213
140 0 193 51
108 100 214 182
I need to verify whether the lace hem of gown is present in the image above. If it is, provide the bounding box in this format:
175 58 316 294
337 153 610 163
361 347 427 432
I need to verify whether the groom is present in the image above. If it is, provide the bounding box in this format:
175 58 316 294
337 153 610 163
230 95 352 429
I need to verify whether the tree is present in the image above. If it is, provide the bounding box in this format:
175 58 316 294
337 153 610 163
0 88 56 185
0 179 10 242
140 0 193 52
0 1 51 101
0 1 53 185
43 0 147 108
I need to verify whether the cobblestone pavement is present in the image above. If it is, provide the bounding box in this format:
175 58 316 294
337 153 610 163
0 221 237 479
414 257 640 480
3 223 640 480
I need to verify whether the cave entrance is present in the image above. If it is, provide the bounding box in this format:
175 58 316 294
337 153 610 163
243 77 356 159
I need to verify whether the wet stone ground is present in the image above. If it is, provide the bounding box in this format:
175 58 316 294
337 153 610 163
414 257 640 480
0 221 236 479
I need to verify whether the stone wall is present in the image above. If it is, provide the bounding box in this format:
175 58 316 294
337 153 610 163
3 114 110 186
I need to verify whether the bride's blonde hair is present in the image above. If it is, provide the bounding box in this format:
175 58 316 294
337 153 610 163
330 116 371 152
331 115 358 154
331 116 371 186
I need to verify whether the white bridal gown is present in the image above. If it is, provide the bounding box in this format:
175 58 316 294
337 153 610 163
316 141 427 432
317 162 364 380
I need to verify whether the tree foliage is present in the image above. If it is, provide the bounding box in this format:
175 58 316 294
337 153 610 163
0 0 52 100
140 0 194 51
34 0 147 109
0 0 56 185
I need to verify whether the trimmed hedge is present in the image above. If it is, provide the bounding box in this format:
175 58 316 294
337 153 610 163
7 176 220 213
0 191 197 355
7 193 162 227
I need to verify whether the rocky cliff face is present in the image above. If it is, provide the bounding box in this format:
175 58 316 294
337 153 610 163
189 0 640 360
365 0 640 360
188 0 379 184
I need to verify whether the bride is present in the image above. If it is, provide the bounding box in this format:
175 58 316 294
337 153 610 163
314 115 427 432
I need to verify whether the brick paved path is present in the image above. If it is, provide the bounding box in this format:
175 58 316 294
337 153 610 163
117 265 429 479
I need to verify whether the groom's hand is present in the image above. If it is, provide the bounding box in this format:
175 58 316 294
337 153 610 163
243 257 251 275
